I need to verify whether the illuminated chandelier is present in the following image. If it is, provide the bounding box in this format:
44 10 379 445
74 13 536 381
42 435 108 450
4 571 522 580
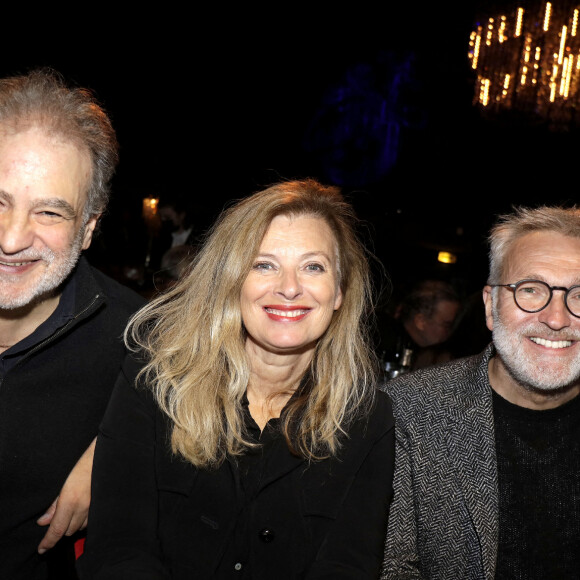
468 1 580 128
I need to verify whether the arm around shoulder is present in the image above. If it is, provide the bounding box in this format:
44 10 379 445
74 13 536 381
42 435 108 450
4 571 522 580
77 355 171 580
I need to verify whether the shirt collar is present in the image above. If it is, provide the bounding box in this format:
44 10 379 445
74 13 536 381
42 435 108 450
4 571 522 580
1 265 77 357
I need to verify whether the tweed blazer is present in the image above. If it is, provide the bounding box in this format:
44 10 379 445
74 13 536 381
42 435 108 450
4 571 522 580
380 344 498 580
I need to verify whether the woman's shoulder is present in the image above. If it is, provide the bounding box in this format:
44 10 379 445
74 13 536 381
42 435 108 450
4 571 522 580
373 386 393 411
346 387 394 442
370 387 395 430
104 351 160 425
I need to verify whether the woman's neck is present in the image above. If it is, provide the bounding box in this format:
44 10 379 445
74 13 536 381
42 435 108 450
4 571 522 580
245 340 312 430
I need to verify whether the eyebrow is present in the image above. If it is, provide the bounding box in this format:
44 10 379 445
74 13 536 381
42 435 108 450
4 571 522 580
256 251 333 261
514 275 580 287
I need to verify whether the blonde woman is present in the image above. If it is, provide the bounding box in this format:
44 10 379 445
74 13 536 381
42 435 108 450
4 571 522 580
79 179 395 579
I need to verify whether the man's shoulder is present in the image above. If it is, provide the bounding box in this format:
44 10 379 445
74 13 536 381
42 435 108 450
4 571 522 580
91 267 145 309
381 346 492 415
78 259 145 315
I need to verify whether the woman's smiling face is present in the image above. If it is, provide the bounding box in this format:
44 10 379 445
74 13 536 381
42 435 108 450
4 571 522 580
241 214 343 360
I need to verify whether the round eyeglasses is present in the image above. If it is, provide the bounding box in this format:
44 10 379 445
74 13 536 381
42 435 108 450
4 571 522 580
491 279 580 318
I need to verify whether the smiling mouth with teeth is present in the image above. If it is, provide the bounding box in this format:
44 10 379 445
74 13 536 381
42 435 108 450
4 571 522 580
265 308 310 318
530 337 573 349
0 261 32 267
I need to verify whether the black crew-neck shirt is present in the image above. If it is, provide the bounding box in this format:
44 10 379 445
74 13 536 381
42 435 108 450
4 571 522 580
494 389 580 579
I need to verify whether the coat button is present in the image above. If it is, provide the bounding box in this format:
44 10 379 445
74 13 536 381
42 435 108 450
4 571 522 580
234 562 242 571
258 528 275 543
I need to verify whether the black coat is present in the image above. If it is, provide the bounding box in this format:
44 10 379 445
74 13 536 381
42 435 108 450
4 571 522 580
0 257 145 580
78 356 395 579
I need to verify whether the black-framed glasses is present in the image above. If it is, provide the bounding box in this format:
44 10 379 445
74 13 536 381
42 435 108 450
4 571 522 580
491 279 580 318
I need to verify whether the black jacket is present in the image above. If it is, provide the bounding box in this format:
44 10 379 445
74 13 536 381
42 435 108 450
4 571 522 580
0 257 145 580
78 355 395 579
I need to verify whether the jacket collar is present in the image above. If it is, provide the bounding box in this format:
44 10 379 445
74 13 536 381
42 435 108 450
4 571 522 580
71 256 108 317
444 343 498 579
0 256 105 360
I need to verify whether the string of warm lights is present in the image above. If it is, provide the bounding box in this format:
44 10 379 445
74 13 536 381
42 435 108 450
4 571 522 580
468 1 580 128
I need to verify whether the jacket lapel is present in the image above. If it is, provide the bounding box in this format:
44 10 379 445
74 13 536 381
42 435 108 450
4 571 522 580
444 364 499 580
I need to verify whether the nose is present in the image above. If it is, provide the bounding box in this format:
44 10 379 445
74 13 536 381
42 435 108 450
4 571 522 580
537 290 571 330
275 268 302 300
0 211 34 255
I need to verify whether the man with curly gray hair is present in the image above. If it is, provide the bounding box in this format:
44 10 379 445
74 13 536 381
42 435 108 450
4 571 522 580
0 68 144 579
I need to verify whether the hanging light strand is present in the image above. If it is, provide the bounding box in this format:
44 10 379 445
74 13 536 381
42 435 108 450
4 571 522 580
467 1 580 128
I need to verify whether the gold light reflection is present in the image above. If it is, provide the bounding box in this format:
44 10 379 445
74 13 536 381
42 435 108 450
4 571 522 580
142 196 159 220
544 2 552 31
468 1 580 129
437 251 457 264
516 7 524 36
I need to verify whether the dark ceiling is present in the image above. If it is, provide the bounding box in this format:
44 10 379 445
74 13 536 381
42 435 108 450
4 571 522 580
3 3 579 295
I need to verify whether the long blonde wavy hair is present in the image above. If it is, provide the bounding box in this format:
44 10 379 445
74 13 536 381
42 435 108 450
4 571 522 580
126 178 378 468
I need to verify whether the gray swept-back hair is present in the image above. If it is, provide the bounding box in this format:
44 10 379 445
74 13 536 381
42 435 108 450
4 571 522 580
0 67 118 217
488 205 580 285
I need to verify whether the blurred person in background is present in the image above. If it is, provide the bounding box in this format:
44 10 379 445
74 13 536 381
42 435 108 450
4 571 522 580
376 279 461 378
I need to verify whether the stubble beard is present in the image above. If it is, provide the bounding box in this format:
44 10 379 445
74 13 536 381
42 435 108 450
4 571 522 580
492 304 580 393
0 225 86 310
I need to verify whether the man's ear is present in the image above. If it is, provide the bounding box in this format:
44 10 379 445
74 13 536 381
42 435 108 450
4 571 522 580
483 285 494 332
81 215 100 250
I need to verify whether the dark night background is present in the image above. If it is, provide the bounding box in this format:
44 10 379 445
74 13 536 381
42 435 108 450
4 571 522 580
4 2 580 304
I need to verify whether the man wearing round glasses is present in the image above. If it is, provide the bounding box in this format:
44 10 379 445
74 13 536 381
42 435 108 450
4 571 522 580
381 206 580 579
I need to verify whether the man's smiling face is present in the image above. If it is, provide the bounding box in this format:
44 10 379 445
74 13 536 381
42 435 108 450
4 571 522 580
0 126 96 309
485 230 580 394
